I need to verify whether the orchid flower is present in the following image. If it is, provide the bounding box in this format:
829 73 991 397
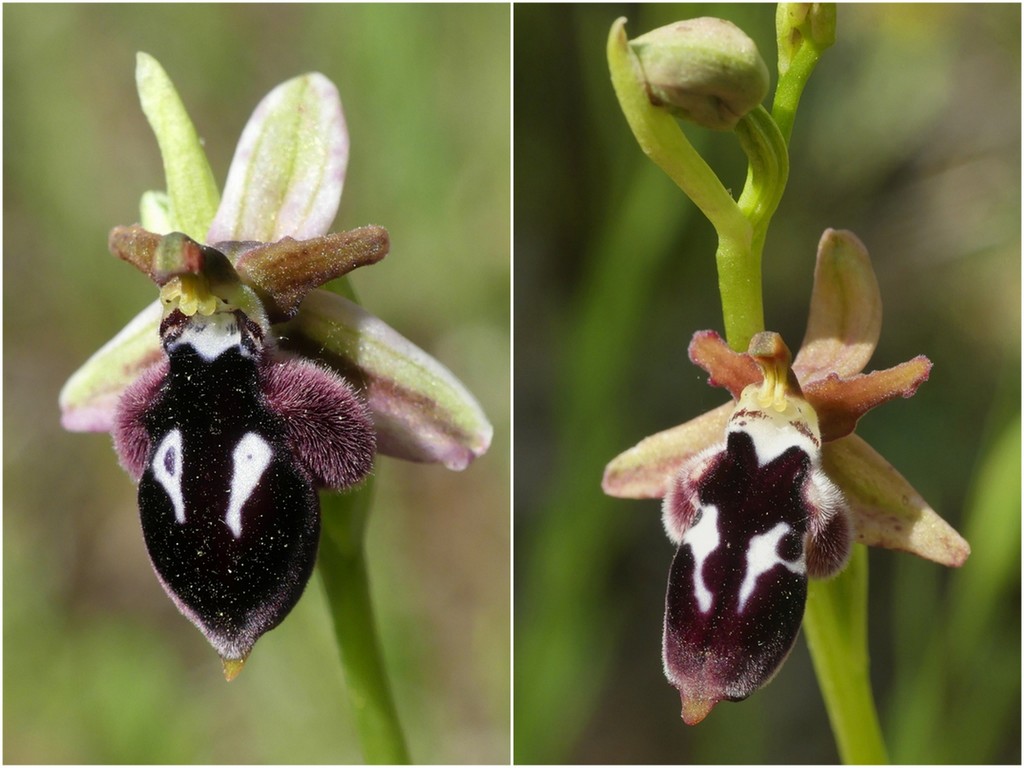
58 54 491 680
603 228 969 722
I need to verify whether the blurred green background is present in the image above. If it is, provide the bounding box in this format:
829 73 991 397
514 4 1019 764
4 4 509 764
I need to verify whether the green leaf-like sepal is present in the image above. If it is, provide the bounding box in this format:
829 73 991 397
136 53 220 239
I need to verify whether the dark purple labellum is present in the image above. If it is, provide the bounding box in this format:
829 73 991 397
115 303 375 670
138 310 318 662
661 396 850 724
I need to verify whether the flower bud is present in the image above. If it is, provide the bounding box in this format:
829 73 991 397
776 4 836 75
629 17 769 131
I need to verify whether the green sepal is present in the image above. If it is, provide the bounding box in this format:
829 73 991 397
136 53 220 239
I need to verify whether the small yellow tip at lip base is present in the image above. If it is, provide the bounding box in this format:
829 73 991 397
680 692 718 725
221 656 248 682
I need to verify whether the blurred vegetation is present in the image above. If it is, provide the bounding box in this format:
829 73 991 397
4 4 509 764
514 3 1019 763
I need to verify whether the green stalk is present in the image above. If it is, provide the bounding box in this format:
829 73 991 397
771 41 823 144
772 3 836 145
608 10 887 760
607 17 759 349
724 105 790 351
771 8 888 762
804 545 889 764
318 483 411 764
311 270 409 763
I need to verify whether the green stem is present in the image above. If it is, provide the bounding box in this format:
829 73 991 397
713 235 764 351
719 105 791 351
770 9 888 762
608 17 759 350
771 41 823 144
772 4 836 145
318 483 411 764
804 545 889 764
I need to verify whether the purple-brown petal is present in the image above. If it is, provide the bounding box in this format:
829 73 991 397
806 356 932 442
230 226 389 320
602 402 732 499
688 330 761 399
794 229 882 382
108 225 164 281
822 434 970 567
110 226 241 290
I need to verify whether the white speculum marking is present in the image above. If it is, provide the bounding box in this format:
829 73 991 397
153 428 186 523
737 522 806 613
169 313 243 362
682 505 720 614
225 432 273 538
730 417 818 467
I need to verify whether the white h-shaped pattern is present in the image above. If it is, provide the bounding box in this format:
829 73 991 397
683 506 806 615
168 313 243 361
153 429 273 539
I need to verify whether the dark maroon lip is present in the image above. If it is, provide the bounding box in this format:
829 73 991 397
660 401 851 723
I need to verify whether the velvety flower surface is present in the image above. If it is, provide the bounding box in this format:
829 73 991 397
603 228 969 722
58 55 492 676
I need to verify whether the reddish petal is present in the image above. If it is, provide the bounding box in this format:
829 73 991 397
232 226 389 319
794 229 881 382
688 330 761 399
806 356 932 442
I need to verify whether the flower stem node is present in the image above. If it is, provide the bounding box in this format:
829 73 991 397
630 17 770 130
